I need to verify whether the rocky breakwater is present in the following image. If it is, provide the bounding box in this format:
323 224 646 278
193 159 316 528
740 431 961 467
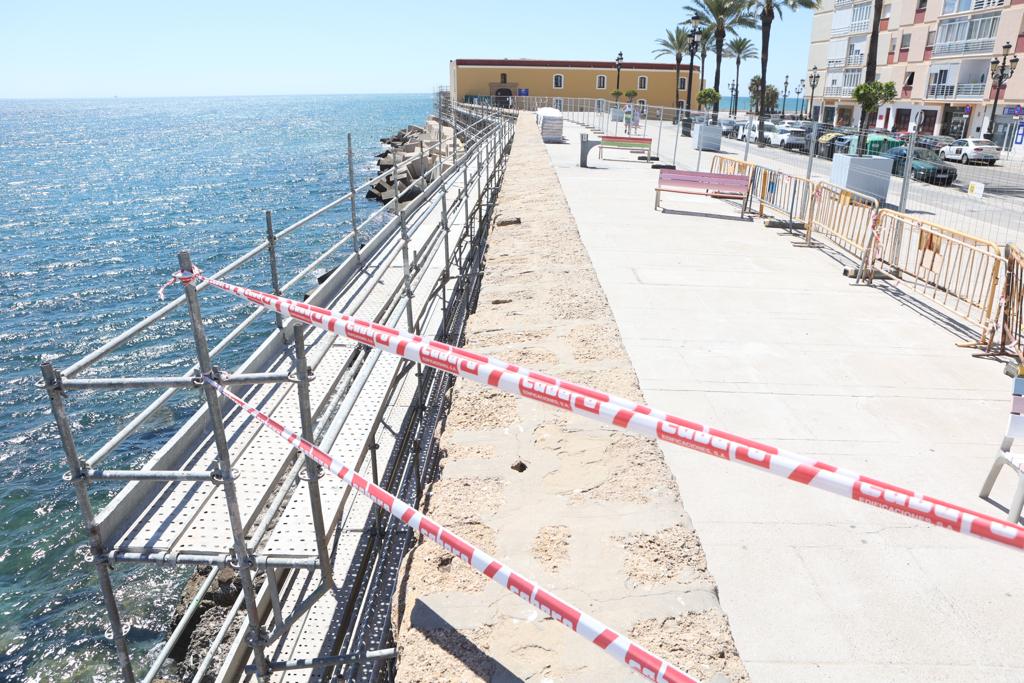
366 117 461 209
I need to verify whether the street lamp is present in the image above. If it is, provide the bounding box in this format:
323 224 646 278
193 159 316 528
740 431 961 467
615 51 624 92
728 80 737 117
988 41 1019 139
685 14 702 119
807 66 820 123
795 79 805 119
782 75 790 119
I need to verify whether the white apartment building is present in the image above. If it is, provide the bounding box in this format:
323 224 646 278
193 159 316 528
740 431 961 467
806 0 1024 146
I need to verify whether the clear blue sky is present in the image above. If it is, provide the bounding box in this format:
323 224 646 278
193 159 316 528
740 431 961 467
0 0 814 99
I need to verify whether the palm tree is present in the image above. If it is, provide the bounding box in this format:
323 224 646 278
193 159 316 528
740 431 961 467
860 0 885 130
751 0 818 140
725 37 757 117
699 24 715 91
685 0 756 123
653 27 691 110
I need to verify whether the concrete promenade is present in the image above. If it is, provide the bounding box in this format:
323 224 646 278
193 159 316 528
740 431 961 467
545 120 1024 681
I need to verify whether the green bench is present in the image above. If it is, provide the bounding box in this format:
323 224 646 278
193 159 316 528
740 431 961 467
598 135 653 161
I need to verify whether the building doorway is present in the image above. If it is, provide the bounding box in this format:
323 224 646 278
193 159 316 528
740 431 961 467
919 109 937 135
941 106 970 137
893 108 911 132
494 88 512 108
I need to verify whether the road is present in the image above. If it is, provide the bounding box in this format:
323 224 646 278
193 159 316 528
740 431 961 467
599 114 1024 245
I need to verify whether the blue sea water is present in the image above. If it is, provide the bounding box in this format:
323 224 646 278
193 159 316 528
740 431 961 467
0 94 433 681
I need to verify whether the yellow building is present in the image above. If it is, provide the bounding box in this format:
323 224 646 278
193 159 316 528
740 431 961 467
450 58 701 110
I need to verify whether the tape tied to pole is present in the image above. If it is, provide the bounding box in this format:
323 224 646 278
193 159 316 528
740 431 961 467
157 267 203 301
162 272 1024 554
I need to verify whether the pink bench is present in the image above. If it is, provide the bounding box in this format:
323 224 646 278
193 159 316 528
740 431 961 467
654 170 750 217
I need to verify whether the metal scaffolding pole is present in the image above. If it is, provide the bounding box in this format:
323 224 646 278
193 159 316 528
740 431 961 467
265 210 285 332
176 251 270 680
293 325 334 589
347 133 362 264
40 362 137 683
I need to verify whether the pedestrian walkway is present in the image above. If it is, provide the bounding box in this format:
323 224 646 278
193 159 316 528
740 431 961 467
544 120 1024 682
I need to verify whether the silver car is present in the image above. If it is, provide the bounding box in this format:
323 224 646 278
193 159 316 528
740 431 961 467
938 138 1000 165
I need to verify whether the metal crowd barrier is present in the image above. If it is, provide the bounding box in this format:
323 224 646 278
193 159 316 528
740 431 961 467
998 244 1024 362
751 166 816 226
806 182 880 263
868 209 1005 344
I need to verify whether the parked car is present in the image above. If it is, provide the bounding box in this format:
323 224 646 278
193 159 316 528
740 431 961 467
767 124 808 150
881 145 958 186
918 134 955 151
738 121 776 142
938 138 1000 165
719 118 739 137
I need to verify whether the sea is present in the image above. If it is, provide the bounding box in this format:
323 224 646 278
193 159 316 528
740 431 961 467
0 93 434 681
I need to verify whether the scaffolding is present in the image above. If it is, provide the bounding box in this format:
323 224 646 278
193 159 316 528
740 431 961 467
40 96 515 682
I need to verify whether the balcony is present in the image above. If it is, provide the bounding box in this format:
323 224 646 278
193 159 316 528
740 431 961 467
824 85 856 97
850 18 871 33
932 38 996 56
831 25 850 36
847 53 865 66
927 83 956 98
827 57 845 68
835 0 853 6
955 82 986 97
926 82 988 99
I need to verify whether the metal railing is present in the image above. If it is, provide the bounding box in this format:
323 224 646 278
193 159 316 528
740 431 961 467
867 210 1004 342
751 166 817 226
932 38 996 56
927 83 956 98
40 95 516 682
956 82 987 97
807 182 880 263
850 18 871 33
998 244 1024 361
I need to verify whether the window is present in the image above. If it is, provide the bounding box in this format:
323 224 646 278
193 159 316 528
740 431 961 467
882 3 892 17
917 0 927 10
500 73 507 84
889 36 898 52
852 3 872 25
901 33 912 49
596 74 607 89
678 76 687 90
637 98 647 109
926 30 936 46
553 73 564 89
942 0 971 13
554 97 564 109
935 13 999 44
904 71 916 85
637 75 649 90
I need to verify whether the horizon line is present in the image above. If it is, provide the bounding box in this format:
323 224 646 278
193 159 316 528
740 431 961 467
0 91 436 102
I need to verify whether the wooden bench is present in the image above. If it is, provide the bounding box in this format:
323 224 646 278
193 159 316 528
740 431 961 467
979 374 1024 522
654 170 750 217
598 135 652 160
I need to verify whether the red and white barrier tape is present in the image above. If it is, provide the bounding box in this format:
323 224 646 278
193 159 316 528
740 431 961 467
170 272 1024 553
203 377 697 683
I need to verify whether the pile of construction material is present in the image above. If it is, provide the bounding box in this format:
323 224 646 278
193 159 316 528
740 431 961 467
536 107 563 143
366 117 461 209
